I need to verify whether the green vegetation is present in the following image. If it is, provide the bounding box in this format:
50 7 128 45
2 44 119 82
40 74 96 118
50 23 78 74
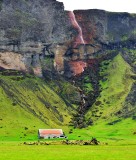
122 48 136 66
0 71 77 141
67 117 136 143
1 142 136 160
46 78 79 106
132 29 136 37
82 75 93 93
86 53 134 122
121 34 128 41
83 53 136 144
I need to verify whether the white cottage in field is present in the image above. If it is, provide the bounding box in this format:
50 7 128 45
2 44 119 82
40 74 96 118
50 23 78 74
38 129 66 139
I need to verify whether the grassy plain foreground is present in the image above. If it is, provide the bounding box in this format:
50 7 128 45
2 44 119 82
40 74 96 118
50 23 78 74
0 142 136 160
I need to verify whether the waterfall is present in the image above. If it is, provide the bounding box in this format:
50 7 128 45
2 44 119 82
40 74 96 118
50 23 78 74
69 11 85 47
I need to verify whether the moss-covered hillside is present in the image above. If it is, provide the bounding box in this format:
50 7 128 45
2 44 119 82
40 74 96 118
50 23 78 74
0 50 136 141
86 53 135 122
0 71 78 141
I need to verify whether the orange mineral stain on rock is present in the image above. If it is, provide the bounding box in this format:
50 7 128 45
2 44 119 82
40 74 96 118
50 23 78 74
69 61 87 75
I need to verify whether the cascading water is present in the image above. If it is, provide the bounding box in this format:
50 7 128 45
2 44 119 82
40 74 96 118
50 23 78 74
69 11 85 47
68 11 87 75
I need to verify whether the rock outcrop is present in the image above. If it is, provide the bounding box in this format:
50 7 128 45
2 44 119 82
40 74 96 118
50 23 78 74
0 51 26 71
0 0 136 77
73 10 136 44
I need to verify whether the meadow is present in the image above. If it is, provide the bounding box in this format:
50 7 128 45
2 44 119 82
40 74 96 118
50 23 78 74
1 115 136 160
1 141 136 160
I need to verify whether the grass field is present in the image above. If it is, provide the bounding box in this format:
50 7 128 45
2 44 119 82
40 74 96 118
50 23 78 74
0 142 136 160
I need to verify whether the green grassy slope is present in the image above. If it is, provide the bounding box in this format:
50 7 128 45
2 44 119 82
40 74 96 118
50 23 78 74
0 86 47 141
0 52 135 142
86 53 134 122
78 53 136 141
0 73 77 141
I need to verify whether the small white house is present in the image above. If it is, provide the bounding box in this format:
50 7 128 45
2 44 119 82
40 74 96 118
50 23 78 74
38 129 66 139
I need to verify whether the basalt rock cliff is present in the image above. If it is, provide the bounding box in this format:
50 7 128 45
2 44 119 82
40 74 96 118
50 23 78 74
0 0 136 76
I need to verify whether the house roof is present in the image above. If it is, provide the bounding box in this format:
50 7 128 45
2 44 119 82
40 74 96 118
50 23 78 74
38 129 63 136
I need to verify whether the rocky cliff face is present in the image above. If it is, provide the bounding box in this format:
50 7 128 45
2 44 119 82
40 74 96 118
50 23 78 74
0 0 136 77
0 0 72 45
0 0 73 75
73 10 136 44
